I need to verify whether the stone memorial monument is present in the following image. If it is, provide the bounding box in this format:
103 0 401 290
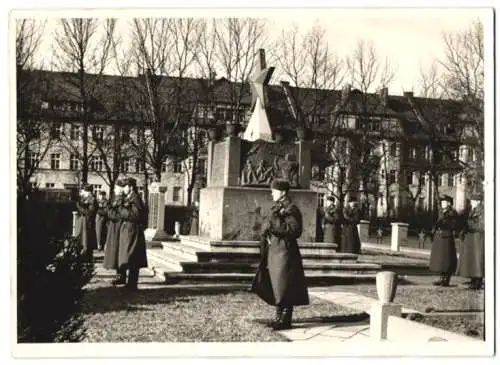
198 49 318 242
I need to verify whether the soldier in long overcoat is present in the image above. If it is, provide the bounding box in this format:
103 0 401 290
456 193 484 290
429 195 459 287
103 179 127 285
251 179 309 331
117 177 148 290
323 196 342 246
340 197 362 254
76 184 98 261
95 191 108 251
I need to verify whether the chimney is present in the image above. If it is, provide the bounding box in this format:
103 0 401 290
378 87 388 106
404 91 414 98
341 84 351 104
258 49 267 70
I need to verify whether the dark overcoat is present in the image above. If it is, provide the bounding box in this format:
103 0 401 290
95 198 108 249
117 191 148 269
429 208 458 273
76 194 98 258
340 206 361 254
103 195 123 270
251 196 309 307
457 204 484 278
323 206 342 245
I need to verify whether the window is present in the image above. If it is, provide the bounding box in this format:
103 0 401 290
161 160 168 173
92 184 102 193
136 159 144 173
173 161 182 173
70 124 80 140
188 158 193 170
317 193 325 208
406 171 413 185
448 173 454 187
172 187 182 202
339 140 348 153
440 174 447 187
339 167 346 184
50 153 60 170
409 147 416 159
312 165 325 181
389 143 398 157
91 156 103 172
70 154 79 170
41 101 49 110
28 152 40 168
388 170 397 184
50 123 63 139
198 159 207 175
121 126 131 142
120 158 131 173
45 183 55 188
94 126 104 141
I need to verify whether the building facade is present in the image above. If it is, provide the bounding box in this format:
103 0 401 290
17 67 481 216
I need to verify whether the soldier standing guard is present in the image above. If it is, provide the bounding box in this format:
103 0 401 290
340 197 362 254
117 177 148 290
323 196 342 246
456 193 484 290
429 195 459 287
103 179 127 285
251 179 309 331
95 191 108 251
76 184 98 261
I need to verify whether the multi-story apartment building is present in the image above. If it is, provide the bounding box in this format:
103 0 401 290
17 67 481 217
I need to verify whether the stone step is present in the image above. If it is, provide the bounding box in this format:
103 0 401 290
178 235 212 251
195 251 358 264
179 261 380 274
209 241 340 255
147 248 183 273
162 272 378 286
160 241 199 261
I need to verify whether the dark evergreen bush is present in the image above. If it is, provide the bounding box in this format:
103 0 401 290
17 198 94 342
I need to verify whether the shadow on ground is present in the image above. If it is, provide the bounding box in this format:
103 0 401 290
82 285 253 315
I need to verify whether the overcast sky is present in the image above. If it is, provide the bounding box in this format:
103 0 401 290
30 7 489 96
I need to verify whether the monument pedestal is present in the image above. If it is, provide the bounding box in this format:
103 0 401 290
144 183 167 244
199 186 317 242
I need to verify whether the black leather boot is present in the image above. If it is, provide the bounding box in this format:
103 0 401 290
433 274 444 286
125 268 140 290
269 306 283 327
441 273 451 287
272 306 293 331
112 269 126 286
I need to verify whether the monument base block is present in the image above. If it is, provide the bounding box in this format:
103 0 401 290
199 186 317 242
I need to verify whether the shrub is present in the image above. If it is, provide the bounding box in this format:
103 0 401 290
17 198 94 343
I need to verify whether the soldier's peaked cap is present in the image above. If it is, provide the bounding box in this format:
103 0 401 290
440 195 453 204
270 179 290 191
115 179 126 187
124 177 137 187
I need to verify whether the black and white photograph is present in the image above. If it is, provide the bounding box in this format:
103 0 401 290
9 1 496 359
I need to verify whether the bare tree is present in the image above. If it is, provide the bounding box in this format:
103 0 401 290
129 18 201 190
271 22 344 132
212 18 268 125
321 40 397 217
413 19 484 213
16 19 50 198
51 18 117 185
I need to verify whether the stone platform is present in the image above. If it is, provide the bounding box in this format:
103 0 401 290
146 236 381 285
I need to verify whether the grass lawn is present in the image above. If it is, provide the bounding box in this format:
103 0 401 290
407 314 484 340
325 282 484 312
319 278 485 340
81 269 363 342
